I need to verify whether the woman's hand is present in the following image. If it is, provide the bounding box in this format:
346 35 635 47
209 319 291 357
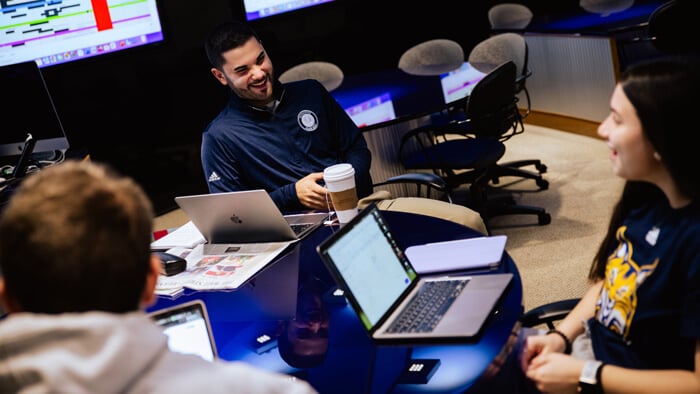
525 352 585 394
520 331 569 371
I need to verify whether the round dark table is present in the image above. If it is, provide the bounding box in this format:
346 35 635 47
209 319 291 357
150 210 523 394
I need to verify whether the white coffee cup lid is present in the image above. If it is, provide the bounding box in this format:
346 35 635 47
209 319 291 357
323 163 354 181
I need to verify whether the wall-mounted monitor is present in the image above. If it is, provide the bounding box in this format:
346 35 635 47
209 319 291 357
0 61 69 158
0 0 165 68
242 0 335 21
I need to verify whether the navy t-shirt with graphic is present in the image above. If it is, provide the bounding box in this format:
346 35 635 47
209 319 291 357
589 198 700 370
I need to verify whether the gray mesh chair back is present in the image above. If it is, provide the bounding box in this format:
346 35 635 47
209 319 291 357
278 61 344 92
468 33 530 115
466 32 549 198
488 3 533 31
579 0 634 16
398 39 464 76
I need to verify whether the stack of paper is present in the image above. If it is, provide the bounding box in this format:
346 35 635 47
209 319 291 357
151 221 206 250
404 235 507 274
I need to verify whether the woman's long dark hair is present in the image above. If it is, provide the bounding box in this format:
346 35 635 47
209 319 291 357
589 55 700 280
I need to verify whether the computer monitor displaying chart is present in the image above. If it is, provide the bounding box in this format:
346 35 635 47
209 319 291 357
0 0 165 68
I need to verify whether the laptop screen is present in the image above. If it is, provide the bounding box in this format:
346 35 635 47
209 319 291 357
318 205 417 329
343 93 397 128
150 300 217 361
440 62 486 104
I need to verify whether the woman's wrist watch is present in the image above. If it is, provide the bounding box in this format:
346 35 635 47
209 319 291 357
578 360 605 393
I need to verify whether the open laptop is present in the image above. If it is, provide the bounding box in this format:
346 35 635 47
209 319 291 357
316 203 512 343
174 190 329 244
149 300 218 361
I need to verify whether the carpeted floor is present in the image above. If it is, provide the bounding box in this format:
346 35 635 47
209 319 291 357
484 124 624 312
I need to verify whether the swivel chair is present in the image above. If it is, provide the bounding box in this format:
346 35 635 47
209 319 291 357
646 0 699 55
467 32 548 191
397 61 551 229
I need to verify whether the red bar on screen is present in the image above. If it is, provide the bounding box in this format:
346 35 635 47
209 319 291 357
91 0 113 30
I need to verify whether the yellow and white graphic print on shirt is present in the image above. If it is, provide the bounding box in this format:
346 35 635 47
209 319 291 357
596 226 659 338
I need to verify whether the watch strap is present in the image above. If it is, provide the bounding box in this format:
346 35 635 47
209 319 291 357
578 360 604 394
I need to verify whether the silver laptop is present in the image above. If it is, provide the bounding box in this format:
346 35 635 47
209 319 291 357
316 203 513 343
149 300 218 361
174 190 328 244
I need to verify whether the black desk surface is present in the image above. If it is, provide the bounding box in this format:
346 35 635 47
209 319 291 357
149 210 523 393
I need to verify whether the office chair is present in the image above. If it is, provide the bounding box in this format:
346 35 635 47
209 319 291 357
278 61 345 92
397 61 551 228
646 0 698 54
397 39 464 76
488 3 533 32
612 0 697 69
520 298 580 330
467 32 548 191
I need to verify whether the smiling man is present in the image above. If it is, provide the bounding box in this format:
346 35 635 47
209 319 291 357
201 20 373 212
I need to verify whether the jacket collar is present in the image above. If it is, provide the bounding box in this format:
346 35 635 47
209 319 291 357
228 79 286 115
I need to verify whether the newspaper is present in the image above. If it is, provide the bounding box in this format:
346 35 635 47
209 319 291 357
155 241 296 297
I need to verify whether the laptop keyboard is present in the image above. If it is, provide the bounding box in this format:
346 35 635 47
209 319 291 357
290 223 314 236
387 279 469 333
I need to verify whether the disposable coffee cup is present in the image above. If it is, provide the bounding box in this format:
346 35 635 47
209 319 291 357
323 163 359 224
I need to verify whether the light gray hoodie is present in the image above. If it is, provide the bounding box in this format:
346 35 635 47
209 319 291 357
0 311 317 394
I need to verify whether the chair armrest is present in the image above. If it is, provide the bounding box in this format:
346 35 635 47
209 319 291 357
374 173 446 192
515 69 532 85
520 298 580 329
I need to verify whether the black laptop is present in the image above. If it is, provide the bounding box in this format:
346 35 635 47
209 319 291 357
316 203 512 343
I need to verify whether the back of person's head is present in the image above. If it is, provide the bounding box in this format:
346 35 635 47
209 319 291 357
0 160 154 314
204 20 259 70
619 55 700 201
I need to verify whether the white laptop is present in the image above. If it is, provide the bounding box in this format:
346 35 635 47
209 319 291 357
316 203 513 343
149 300 217 361
174 190 329 244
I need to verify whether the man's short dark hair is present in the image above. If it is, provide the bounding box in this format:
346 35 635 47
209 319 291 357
0 160 154 314
204 20 259 70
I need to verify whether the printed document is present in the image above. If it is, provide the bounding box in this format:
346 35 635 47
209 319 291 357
155 240 294 296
